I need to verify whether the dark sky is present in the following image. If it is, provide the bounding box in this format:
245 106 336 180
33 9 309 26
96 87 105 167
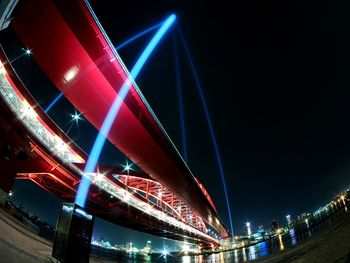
3 0 350 248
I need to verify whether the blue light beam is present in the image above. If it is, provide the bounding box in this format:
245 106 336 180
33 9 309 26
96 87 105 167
172 33 188 163
44 92 63 113
44 21 163 113
178 28 234 234
75 14 177 207
116 22 163 50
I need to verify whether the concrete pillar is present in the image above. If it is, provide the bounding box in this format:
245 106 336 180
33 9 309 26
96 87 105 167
0 188 8 205
52 203 94 263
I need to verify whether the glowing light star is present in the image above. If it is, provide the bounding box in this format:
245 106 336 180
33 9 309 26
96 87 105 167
162 248 169 258
25 48 31 55
75 13 176 208
123 160 133 174
72 112 81 123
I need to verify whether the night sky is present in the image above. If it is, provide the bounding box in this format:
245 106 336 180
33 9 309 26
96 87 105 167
3 0 350 249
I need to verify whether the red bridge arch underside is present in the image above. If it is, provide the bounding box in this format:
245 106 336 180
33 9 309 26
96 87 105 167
12 0 229 237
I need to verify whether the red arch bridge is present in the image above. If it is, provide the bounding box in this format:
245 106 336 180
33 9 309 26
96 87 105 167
0 0 230 252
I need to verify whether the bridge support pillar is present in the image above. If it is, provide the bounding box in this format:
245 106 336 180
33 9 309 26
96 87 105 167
52 203 94 263
0 188 8 205
0 160 18 195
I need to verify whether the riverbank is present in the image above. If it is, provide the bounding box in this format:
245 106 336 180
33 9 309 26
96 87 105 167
253 214 350 262
1 203 350 262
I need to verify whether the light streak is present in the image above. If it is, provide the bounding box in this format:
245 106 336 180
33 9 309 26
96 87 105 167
172 33 188 162
177 27 234 235
116 21 163 50
75 13 176 207
44 92 63 113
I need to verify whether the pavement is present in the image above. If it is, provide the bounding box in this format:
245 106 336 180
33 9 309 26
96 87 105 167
0 208 115 263
0 208 52 262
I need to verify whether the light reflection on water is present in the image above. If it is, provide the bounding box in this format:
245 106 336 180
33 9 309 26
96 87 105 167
234 249 238 262
248 246 256 260
242 247 247 262
278 234 285 251
258 241 268 257
289 229 297 246
182 255 191 263
96 217 345 263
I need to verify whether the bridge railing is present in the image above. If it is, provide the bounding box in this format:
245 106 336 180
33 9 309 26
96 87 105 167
87 172 218 242
0 57 85 167
0 50 220 244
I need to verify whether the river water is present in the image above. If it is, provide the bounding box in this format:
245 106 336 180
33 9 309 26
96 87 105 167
93 229 305 262
92 220 332 262
92 210 348 263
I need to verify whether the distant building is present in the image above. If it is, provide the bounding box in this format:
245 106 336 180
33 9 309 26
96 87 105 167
246 222 252 236
271 219 278 232
286 215 292 227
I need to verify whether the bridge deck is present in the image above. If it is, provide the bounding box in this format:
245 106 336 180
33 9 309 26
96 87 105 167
11 0 229 237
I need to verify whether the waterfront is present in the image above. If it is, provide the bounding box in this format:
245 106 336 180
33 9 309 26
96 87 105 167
90 211 350 262
0 202 349 263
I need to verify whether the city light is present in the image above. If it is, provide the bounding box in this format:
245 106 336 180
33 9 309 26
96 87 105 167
8 191 13 197
182 244 190 254
286 214 291 226
76 13 177 208
246 222 252 235
161 247 169 258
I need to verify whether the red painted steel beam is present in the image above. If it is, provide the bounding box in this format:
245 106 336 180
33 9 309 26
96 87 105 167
0 51 219 243
12 0 229 237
